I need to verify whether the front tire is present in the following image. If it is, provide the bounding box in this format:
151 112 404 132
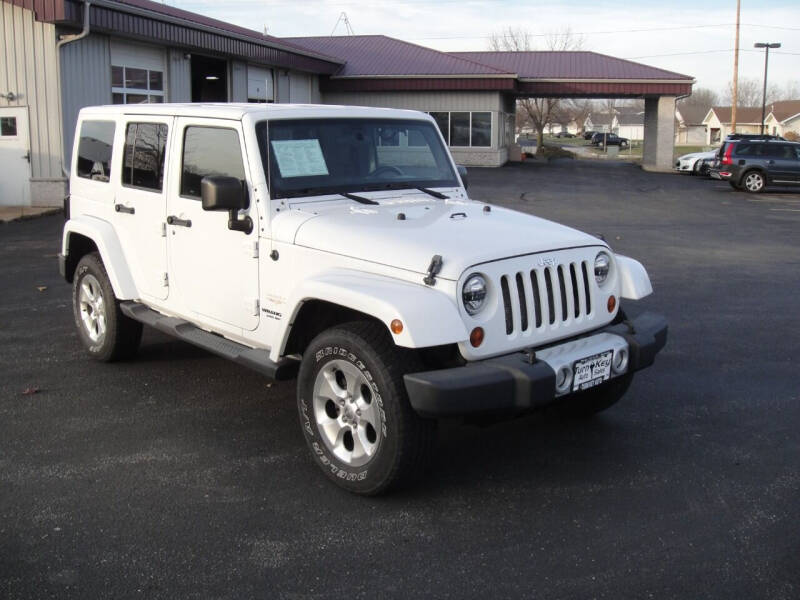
296 321 435 495
72 252 142 361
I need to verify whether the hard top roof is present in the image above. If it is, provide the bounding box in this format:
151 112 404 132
78 103 433 121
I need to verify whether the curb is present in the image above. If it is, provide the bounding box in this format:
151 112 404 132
0 207 63 224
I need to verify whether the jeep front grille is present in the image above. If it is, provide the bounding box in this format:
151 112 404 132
499 261 593 336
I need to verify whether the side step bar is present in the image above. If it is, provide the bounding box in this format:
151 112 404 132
120 301 299 381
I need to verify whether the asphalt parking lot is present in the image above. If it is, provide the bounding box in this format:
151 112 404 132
2 159 799 599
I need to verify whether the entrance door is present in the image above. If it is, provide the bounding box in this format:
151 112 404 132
166 118 259 331
0 107 31 206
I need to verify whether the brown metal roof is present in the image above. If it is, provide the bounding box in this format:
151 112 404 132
708 106 764 124
676 103 709 125
283 35 512 77
451 51 693 81
767 100 800 122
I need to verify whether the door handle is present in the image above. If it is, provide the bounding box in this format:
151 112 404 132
115 203 135 214
167 215 192 228
22 151 30 163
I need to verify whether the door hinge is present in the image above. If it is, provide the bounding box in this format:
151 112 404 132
243 239 259 258
252 240 259 258
162 272 169 287
161 222 167 237
249 298 259 316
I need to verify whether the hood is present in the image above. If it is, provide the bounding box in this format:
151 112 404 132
679 150 715 160
280 194 602 281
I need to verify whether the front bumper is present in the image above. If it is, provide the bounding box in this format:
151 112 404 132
404 312 667 417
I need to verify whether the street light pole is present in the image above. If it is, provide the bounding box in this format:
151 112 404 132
754 42 781 135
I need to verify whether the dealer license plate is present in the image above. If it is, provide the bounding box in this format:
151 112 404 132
572 350 613 392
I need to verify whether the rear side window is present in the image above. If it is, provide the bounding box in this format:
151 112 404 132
122 122 168 192
180 126 246 199
734 143 759 156
762 144 795 159
76 120 116 182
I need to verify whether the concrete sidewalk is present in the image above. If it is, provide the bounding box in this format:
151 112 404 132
0 206 61 223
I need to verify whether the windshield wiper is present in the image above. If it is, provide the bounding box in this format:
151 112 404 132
416 187 449 200
341 192 378 205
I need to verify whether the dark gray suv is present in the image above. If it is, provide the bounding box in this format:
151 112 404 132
719 140 800 192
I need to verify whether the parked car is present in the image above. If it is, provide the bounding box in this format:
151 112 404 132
674 149 717 175
60 103 666 495
583 130 596 140
591 133 629 148
709 134 786 179
554 131 575 138
716 139 800 192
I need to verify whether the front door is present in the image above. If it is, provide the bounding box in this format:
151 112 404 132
113 117 172 300
0 107 32 206
166 118 259 331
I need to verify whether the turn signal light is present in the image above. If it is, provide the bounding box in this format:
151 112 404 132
390 319 404 334
470 327 485 347
607 295 617 313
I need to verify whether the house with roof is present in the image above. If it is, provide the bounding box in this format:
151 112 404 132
1 0 694 207
615 110 645 141
764 100 800 139
675 104 708 145
584 113 615 134
702 106 763 145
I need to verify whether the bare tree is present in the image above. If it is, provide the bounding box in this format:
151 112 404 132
723 77 774 106
489 27 584 155
680 87 719 109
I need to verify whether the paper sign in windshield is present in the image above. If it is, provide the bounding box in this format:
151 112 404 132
271 139 329 178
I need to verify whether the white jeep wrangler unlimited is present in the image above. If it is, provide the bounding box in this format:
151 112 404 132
60 103 667 495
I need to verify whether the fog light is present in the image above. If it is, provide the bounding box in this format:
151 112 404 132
469 327 484 347
555 365 573 394
390 319 403 334
612 348 629 374
607 295 616 313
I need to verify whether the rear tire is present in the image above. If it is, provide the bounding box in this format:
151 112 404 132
742 170 766 193
72 252 142 362
296 321 436 495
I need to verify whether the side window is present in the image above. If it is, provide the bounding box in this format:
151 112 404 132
180 126 246 199
76 120 116 182
122 122 168 192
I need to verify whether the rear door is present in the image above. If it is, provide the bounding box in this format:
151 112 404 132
0 107 31 206
113 118 172 300
166 118 260 331
763 144 799 183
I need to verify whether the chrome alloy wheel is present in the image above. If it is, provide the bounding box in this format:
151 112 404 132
78 274 107 344
312 359 382 467
744 172 764 192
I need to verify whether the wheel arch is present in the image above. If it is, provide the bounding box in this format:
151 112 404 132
272 270 469 362
62 216 138 299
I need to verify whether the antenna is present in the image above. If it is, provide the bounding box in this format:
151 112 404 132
263 25 269 36
331 12 354 36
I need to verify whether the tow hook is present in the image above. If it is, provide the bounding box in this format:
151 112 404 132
423 255 443 286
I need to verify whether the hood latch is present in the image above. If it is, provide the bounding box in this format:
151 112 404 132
423 255 443 286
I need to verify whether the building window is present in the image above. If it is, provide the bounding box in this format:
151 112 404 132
112 65 165 104
76 120 116 182
180 126 246 200
1 117 18 137
122 122 169 192
429 111 492 148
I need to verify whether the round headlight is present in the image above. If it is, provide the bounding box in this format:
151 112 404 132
462 274 487 316
594 252 611 285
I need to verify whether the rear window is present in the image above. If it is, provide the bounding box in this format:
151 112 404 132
76 120 116 182
122 122 168 192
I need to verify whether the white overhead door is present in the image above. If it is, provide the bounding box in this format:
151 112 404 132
0 107 32 206
247 65 274 103
110 40 167 104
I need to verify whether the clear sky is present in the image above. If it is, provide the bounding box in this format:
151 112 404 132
170 0 799 98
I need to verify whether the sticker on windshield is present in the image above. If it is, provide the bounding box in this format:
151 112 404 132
270 139 329 178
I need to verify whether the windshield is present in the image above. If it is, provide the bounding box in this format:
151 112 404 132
256 118 459 199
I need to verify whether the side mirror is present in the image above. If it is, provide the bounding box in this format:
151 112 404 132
457 165 469 190
201 176 246 211
200 176 252 234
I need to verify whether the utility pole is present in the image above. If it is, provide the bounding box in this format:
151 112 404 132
731 0 740 133
754 42 781 135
